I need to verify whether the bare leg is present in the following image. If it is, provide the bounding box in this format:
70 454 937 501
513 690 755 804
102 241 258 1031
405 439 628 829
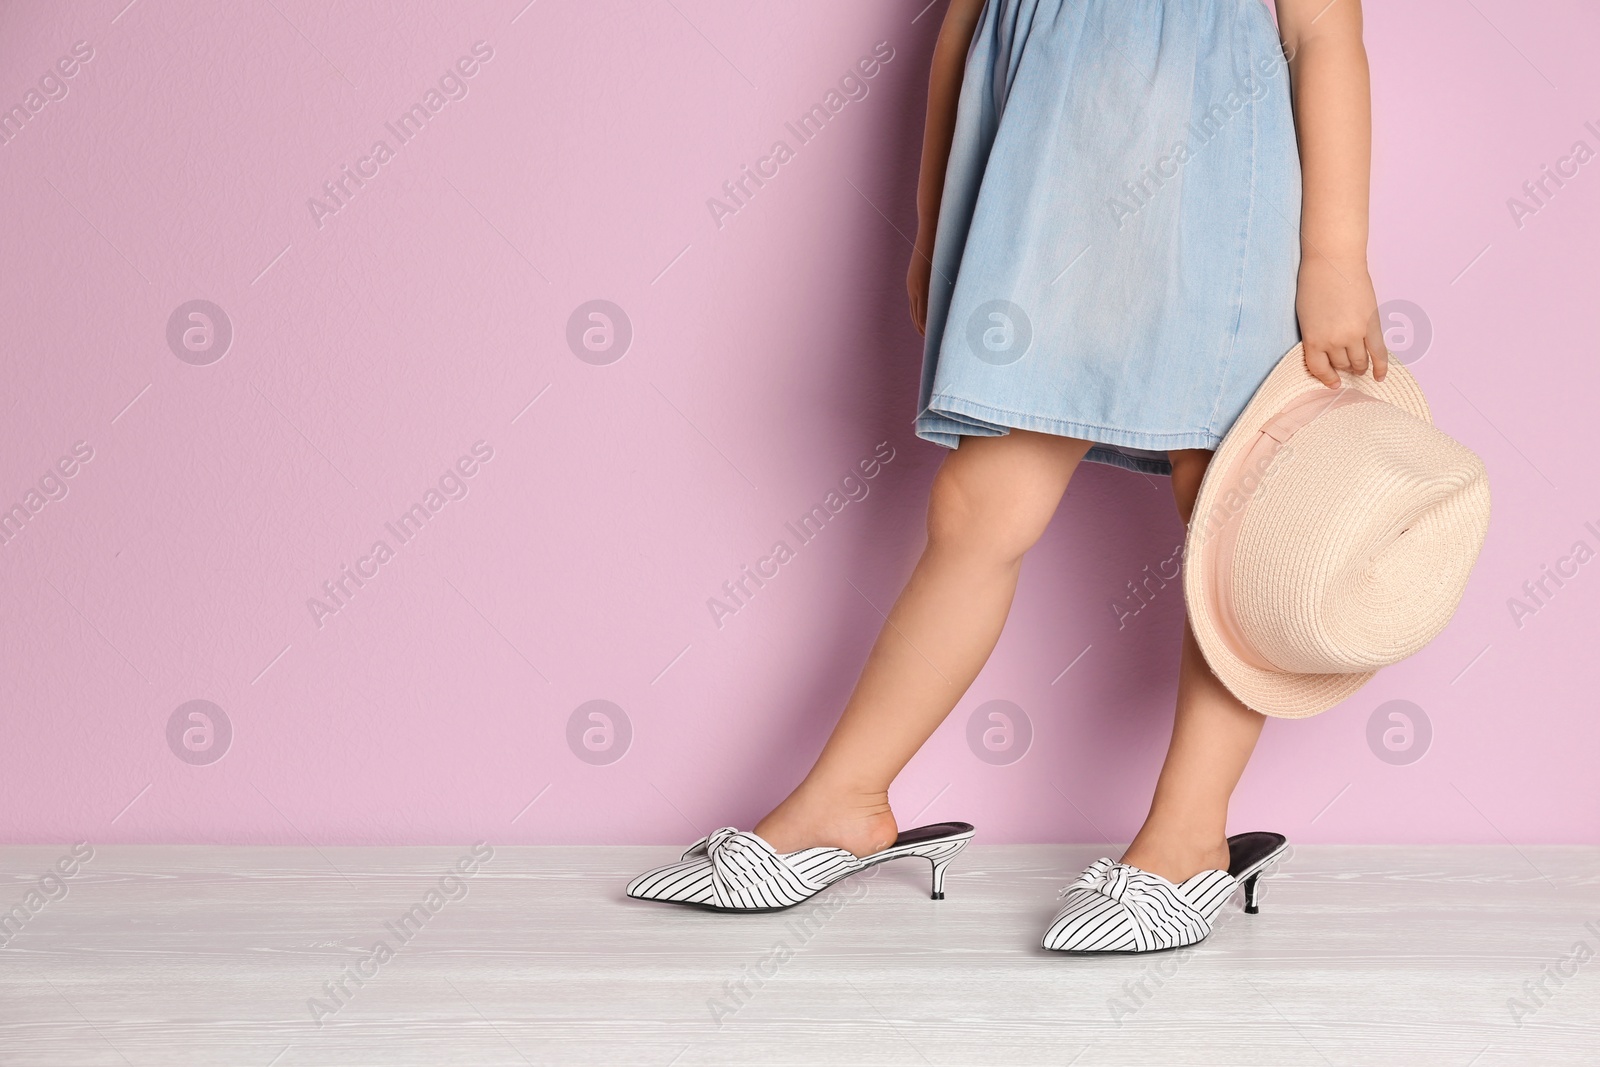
755 430 1093 856
1119 448 1267 883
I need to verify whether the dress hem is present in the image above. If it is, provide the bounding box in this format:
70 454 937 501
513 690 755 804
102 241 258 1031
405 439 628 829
915 394 1225 476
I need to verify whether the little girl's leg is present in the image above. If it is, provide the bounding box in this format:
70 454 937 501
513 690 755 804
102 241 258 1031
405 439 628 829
1120 448 1267 882
754 429 1093 856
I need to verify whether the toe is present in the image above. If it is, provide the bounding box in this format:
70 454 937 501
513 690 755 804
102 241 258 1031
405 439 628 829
1041 889 1138 952
626 859 716 904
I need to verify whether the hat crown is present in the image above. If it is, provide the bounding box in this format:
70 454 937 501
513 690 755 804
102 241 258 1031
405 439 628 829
1230 401 1490 674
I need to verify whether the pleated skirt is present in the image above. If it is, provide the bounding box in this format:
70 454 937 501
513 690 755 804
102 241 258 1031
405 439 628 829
916 0 1302 475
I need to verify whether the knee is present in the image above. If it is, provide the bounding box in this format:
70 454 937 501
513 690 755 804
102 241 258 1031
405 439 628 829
926 463 1054 563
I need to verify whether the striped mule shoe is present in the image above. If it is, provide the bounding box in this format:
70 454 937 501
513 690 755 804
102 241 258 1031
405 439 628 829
626 822 975 913
1041 832 1288 954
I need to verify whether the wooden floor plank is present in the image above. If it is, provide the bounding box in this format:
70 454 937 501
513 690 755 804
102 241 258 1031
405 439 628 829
0 845 1596 1065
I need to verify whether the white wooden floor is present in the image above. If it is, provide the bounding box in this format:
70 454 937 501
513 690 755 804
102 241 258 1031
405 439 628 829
1 844 1597 1065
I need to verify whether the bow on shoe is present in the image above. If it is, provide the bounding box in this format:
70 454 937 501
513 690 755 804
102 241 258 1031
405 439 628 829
682 827 845 910
1066 857 1210 950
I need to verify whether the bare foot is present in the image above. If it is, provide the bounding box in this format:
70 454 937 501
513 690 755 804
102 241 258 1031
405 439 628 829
753 782 899 858
1119 833 1230 885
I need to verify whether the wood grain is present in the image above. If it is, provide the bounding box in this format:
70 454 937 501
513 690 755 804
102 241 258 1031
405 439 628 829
1 844 1596 1065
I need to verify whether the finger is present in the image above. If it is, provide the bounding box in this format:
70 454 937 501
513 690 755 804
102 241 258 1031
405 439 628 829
1366 316 1389 381
1327 345 1353 376
1303 345 1340 387
1348 340 1370 376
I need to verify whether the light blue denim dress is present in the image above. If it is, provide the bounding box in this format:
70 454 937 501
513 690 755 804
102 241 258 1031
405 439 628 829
916 0 1302 475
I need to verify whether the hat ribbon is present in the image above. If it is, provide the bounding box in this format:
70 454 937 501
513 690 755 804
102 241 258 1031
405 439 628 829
1200 386 1382 672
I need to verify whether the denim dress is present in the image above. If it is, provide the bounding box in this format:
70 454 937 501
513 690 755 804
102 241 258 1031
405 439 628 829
916 0 1303 476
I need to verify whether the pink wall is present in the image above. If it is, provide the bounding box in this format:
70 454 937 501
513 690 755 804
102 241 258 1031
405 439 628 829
2 0 1596 846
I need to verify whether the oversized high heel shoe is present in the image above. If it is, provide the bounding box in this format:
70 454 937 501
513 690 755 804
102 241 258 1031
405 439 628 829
1041 831 1288 953
626 822 975 913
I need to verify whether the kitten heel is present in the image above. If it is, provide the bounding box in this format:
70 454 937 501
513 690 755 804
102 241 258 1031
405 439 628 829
1227 831 1288 916
873 823 973 901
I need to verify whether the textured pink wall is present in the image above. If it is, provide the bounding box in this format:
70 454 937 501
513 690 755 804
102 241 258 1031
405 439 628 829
2 0 1596 846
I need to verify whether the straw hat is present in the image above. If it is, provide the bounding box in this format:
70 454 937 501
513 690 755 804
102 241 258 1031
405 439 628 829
1183 344 1491 718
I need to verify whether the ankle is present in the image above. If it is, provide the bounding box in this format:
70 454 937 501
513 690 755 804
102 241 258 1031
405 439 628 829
798 769 892 808
790 780 894 824
755 785 898 857
1120 827 1229 884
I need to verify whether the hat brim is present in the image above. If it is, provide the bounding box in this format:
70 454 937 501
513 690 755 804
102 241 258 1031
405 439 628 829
1182 345 1431 719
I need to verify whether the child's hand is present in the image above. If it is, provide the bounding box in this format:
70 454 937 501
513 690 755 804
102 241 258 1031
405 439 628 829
907 239 933 337
1296 256 1388 387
